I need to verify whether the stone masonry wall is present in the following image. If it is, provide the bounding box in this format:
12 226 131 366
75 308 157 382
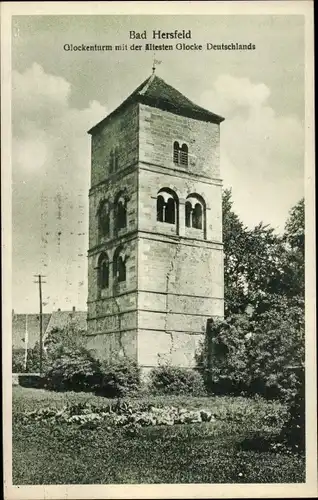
139 103 220 180
137 236 223 368
137 104 223 369
90 103 139 188
87 103 139 363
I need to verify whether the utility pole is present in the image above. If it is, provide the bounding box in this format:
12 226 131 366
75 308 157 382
34 274 46 375
24 313 28 371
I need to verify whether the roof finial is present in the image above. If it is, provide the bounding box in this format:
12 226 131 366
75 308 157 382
152 53 156 74
152 53 162 75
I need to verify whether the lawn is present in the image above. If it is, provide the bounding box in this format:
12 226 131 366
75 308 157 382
12 386 305 484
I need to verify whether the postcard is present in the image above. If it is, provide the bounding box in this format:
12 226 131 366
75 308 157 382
1 1 316 499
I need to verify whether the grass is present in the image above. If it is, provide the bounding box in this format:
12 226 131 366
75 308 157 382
12 386 305 485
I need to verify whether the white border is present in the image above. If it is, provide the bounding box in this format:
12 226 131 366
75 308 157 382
1 2 316 499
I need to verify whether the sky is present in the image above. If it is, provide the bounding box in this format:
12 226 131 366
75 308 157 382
11 14 305 313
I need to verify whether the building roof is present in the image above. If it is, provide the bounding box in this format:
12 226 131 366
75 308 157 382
12 313 51 350
12 310 87 350
88 74 225 135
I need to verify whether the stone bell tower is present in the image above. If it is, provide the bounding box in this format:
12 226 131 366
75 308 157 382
86 72 224 371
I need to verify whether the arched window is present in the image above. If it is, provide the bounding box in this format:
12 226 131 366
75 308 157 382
117 256 126 282
98 200 110 239
185 194 205 233
157 195 165 222
114 193 127 231
180 143 188 166
173 141 188 166
173 141 180 164
156 189 178 227
98 253 109 289
113 247 127 283
165 198 176 224
192 203 203 229
185 201 192 228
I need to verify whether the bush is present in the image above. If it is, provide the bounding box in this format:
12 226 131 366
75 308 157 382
18 374 45 389
198 303 304 400
149 365 206 396
98 359 141 397
12 349 26 373
197 314 252 395
278 366 305 453
44 347 102 392
25 342 47 373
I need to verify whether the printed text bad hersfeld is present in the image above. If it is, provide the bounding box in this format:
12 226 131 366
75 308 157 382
129 29 192 40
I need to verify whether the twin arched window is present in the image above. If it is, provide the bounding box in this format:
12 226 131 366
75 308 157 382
98 192 127 241
185 196 204 230
156 189 178 225
173 141 188 167
97 247 127 291
156 190 205 234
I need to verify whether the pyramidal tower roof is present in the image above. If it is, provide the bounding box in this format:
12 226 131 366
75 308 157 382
88 74 224 135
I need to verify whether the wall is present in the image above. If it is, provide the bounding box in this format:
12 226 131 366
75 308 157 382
87 103 139 362
137 104 223 368
139 103 220 180
137 236 223 368
90 103 139 187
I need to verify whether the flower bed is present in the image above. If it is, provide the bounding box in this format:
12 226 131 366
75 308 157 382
19 401 216 430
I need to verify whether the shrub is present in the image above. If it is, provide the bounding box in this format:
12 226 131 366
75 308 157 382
98 358 141 397
278 366 305 453
25 341 51 373
197 314 254 395
44 347 102 392
18 374 45 389
198 303 304 400
149 365 206 396
12 349 26 373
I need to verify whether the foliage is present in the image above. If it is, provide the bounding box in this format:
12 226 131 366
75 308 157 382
12 349 26 373
25 341 45 373
44 346 102 392
12 385 287 434
250 301 305 400
222 190 304 317
278 367 305 453
44 326 86 360
98 358 141 397
197 314 252 393
149 365 206 396
281 198 305 300
198 302 304 400
18 400 216 428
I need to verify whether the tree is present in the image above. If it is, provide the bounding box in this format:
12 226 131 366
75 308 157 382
44 326 86 361
222 190 304 317
222 189 250 316
281 198 305 301
222 190 286 316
